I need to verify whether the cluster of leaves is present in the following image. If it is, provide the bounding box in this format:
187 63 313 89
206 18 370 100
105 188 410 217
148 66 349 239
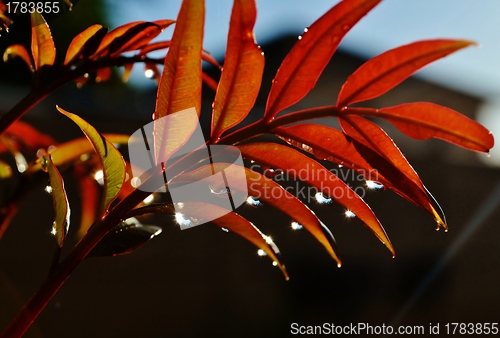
0 0 494 336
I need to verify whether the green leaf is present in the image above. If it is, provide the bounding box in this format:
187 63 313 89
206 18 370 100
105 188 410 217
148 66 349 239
57 107 126 213
87 217 162 257
40 155 70 248
30 12 55 70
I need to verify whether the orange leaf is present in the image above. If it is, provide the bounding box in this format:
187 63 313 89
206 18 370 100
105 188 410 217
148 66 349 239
346 103 494 153
211 0 264 140
30 12 56 70
337 39 475 107
264 0 381 121
3 44 34 72
155 0 204 118
238 142 394 256
339 115 446 229
122 63 133 82
64 24 108 65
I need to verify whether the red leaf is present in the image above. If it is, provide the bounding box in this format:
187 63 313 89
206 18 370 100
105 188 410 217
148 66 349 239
3 44 34 72
339 115 446 229
346 103 494 153
264 0 381 121
276 123 445 228
238 142 394 256
3 120 55 150
140 202 288 279
174 164 341 265
30 13 56 70
64 24 108 65
95 67 112 83
109 20 175 57
337 39 475 107
155 0 204 118
138 41 171 56
211 0 264 141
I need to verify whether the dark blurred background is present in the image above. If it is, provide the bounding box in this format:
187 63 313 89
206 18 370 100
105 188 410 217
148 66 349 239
0 1 499 337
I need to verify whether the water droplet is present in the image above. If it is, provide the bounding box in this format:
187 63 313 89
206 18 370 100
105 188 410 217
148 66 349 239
131 177 141 188
337 263 342 268
257 249 267 256
45 186 53 194
50 222 57 236
315 192 332 205
291 222 303 230
79 153 90 161
250 160 255 164
246 196 263 207
272 261 278 266
344 210 356 218
144 69 155 78
221 227 229 233
210 185 230 196
263 235 273 244
301 144 313 152
143 194 155 205
94 170 104 185
338 164 343 168
175 212 194 228
365 180 384 190
303 27 309 33
298 35 302 40
152 112 156 120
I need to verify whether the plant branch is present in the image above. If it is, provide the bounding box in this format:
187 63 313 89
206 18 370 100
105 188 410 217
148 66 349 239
219 106 342 145
0 186 151 338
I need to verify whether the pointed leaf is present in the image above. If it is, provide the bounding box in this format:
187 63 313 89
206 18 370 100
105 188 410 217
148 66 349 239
155 0 204 118
264 0 381 121
40 155 70 247
95 67 112 83
337 39 475 107
122 63 134 82
144 202 289 279
64 24 108 65
173 164 340 265
339 115 446 229
26 134 130 174
87 217 162 257
30 12 56 70
108 20 175 57
57 107 126 212
277 123 445 227
3 120 55 151
3 44 34 72
211 0 264 140
345 103 494 152
238 142 394 255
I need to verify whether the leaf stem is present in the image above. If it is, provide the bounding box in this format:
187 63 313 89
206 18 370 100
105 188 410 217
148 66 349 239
219 105 342 145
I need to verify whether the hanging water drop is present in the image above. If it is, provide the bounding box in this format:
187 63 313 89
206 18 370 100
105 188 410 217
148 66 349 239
291 222 303 230
143 194 155 205
131 177 141 188
94 170 104 185
144 69 155 78
45 186 53 194
315 192 332 205
246 196 263 208
303 27 309 33
221 227 229 233
257 249 267 256
209 185 230 196
365 180 384 190
175 212 194 228
298 35 302 40
272 261 278 266
344 210 356 218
